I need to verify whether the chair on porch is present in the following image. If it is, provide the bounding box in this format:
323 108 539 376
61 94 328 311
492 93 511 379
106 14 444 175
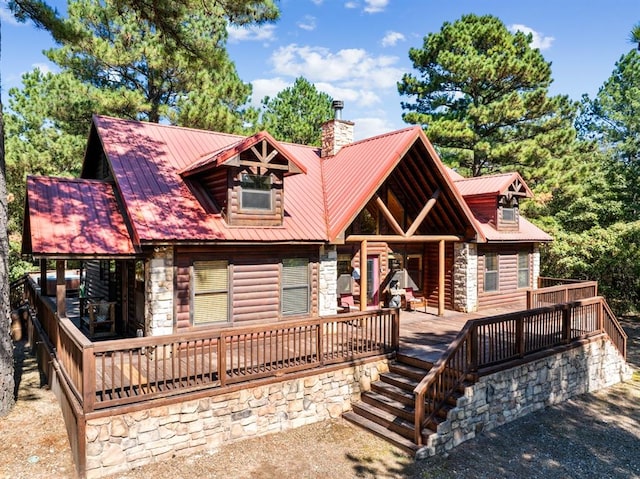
404 287 427 313
80 297 116 339
338 293 359 313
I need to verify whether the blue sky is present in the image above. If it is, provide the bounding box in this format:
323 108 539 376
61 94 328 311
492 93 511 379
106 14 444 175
2 0 640 139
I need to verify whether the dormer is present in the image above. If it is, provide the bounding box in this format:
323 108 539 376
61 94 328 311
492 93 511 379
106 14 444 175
454 172 532 232
180 131 306 227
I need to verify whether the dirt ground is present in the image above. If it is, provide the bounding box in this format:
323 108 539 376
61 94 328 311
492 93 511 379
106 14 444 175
1 318 638 479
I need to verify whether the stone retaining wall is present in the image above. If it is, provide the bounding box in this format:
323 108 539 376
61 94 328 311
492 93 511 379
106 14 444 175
417 338 632 458
84 359 389 478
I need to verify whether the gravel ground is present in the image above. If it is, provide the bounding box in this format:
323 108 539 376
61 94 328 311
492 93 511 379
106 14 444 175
1 318 638 479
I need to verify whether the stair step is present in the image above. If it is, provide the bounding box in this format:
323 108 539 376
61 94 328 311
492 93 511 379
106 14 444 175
389 362 430 381
361 391 414 421
371 381 414 406
343 411 418 455
380 371 419 391
351 401 415 440
396 353 434 371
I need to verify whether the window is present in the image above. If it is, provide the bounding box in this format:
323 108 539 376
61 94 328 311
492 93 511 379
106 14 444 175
484 253 498 292
502 207 516 222
193 260 228 324
518 251 530 288
406 255 423 289
240 173 272 211
337 255 353 294
282 258 309 315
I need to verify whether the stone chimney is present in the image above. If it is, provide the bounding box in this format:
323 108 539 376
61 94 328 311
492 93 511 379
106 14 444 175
321 100 354 157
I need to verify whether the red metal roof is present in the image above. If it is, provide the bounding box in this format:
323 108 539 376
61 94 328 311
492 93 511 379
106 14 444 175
93 116 327 243
24 176 135 256
453 172 533 198
179 130 307 177
474 216 552 242
24 116 550 255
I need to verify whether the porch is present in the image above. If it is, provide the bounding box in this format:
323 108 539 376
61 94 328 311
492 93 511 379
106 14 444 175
11 274 628 477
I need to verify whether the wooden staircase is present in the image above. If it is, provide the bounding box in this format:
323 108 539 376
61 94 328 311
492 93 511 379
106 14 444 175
343 354 472 454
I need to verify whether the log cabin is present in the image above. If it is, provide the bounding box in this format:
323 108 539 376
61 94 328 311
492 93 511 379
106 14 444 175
17 105 631 479
22 107 551 337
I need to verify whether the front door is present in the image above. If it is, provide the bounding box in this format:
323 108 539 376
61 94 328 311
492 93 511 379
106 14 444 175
366 255 379 308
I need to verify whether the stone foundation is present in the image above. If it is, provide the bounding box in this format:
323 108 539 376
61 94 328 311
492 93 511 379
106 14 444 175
84 360 389 478
417 338 632 458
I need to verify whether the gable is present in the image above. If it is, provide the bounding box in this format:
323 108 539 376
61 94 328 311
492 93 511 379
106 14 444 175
322 127 482 243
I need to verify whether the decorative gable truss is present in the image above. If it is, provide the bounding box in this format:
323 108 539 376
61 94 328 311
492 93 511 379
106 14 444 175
497 175 531 231
179 132 306 227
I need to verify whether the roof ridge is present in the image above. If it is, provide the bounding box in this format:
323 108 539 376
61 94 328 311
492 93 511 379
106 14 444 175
93 114 246 140
340 125 421 151
453 172 515 182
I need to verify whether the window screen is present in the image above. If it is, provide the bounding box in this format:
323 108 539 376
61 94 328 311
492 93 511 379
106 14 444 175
240 173 272 210
518 251 530 288
193 260 229 324
484 253 498 292
282 258 309 315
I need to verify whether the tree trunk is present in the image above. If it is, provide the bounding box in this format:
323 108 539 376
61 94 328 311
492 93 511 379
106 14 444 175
0 18 17 415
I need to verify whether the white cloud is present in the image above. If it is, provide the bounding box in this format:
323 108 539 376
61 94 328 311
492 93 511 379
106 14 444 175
249 77 291 106
344 1 358 9
227 24 276 43
352 117 396 140
0 6 20 26
310 0 324 5
381 31 405 47
270 44 403 91
32 63 55 74
363 0 389 13
297 15 316 31
314 82 381 107
508 24 554 50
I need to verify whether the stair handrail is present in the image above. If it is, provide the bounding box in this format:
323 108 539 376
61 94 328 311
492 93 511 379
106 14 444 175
601 298 628 360
413 320 475 446
9 274 30 310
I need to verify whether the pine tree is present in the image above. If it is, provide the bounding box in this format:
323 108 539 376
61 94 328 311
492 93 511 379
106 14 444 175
398 14 577 180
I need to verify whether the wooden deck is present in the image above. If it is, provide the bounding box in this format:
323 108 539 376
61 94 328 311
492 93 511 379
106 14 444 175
397 303 526 363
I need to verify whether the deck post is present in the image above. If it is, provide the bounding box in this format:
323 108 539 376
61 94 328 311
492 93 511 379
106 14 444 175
359 239 368 311
218 334 227 387
391 308 400 351
82 344 96 413
40 259 48 296
438 240 445 316
56 260 67 318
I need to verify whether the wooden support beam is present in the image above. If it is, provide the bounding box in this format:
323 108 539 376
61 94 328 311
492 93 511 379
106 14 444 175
56 260 67 318
405 189 440 237
346 234 462 243
438 239 445 316
360 240 368 312
375 196 405 237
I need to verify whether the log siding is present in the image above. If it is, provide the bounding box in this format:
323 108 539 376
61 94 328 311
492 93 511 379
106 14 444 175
175 245 319 331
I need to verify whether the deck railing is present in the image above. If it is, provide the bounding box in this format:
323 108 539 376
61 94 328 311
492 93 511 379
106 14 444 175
413 296 627 446
21 277 399 412
527 277 598 309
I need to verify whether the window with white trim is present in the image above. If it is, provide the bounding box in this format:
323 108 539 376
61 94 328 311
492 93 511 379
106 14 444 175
518 251 530 288
282 258 310 315
193 260 229 324
484 253 498 292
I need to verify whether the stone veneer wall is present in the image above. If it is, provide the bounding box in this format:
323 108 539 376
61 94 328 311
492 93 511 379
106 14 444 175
318 245 338 316
417 338 632 458
321 119 355 157
453 242 478 312
84 359 389 478
145 246 174 336
532 244 541 289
